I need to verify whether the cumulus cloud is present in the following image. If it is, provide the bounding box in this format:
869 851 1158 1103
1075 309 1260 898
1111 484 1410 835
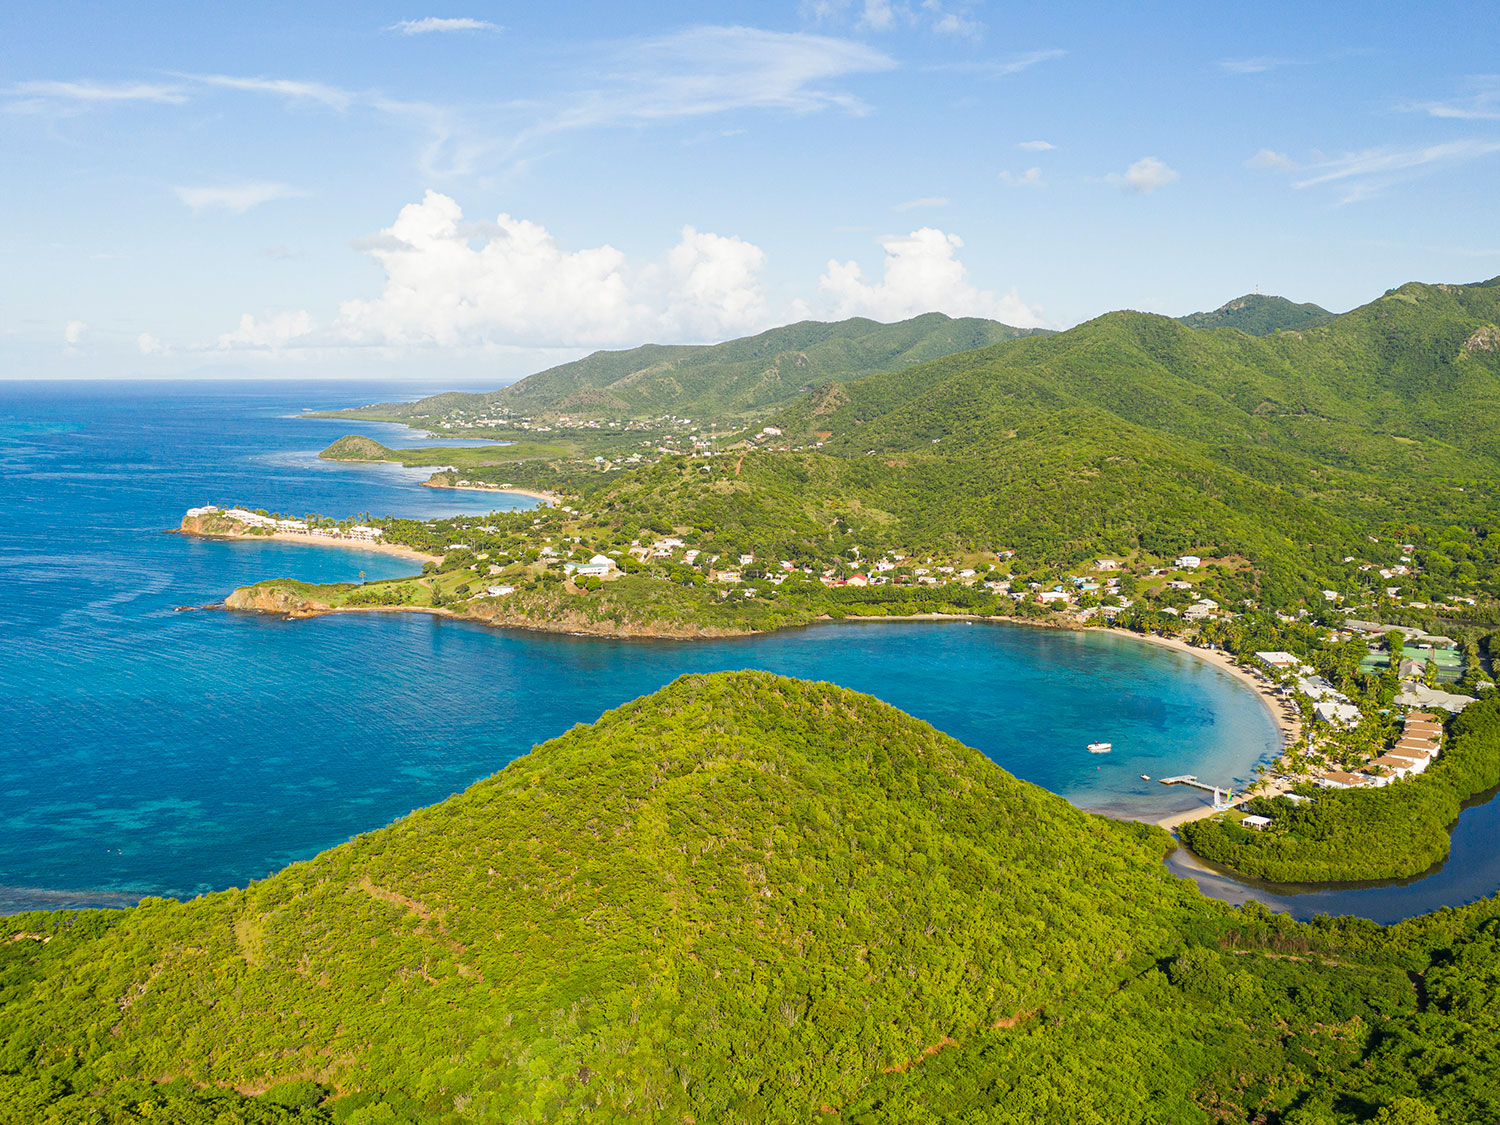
818 228 1043 326
389 17 501 35
138 333 165 356
175 182 305 213
219 309 316 350
64 320 88 347
221 192 771 351
1106 156 1179 193
999 167 1045 187
1017 139 1055 151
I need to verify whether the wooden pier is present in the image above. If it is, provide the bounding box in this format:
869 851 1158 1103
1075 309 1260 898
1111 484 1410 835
1159 775 1234 808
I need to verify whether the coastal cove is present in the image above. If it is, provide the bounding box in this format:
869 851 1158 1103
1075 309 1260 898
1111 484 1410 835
2 382 1498 928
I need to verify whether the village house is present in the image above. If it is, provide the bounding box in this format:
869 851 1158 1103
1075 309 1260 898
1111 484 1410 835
1240 815 1272 831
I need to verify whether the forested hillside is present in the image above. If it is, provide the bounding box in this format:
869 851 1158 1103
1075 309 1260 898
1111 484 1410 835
1177 292 1334 335
5 673 1500 1123
332 313 1042 423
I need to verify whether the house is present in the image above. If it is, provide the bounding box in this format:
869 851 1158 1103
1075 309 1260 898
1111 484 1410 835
1398 658 1428 679
1036 590 1072 605
1240 815 1272 831
571 554 617 579
1094 559 1120 570
1370 754 1419 779
1256 651 1301 671
710 570 742 584
1318 770 1373 789
1384 752 1430 775
485 585 516 597
845 574 869 587
1175 555 1202 569
1314 700 1361 727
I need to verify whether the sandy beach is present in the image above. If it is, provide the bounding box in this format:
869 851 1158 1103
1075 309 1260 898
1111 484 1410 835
423 480 558 506
178 527 440 565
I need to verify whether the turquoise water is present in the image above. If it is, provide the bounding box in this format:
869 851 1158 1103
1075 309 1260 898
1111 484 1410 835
1 381 1488 923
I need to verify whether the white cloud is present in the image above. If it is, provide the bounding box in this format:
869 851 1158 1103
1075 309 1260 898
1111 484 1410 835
1106 156 1179 193
189 74 354 111
999 167 1045 187
219 309 316 350
174 182 305 213
859 0 897 30
893 196 949 210
1404 76 1500 120
541 26 895 135
299 192 772 350
1245 148 1298 170
929 49 1065 76
1218 57 1295 75
10 79 186 105
1017 139 1054 151
926 2 984 39
389 17 501 35
7 80 186 114
1291 140 1500 204
818 227 1043 326
64 320 88 346
138 333 165 356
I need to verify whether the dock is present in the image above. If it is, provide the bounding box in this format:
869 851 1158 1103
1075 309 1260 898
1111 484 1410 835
1159 775 1234 809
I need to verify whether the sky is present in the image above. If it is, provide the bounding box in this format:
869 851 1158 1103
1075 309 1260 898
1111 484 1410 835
4 1 1499 381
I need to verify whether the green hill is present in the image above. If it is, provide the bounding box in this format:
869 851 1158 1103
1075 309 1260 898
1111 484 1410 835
6 673 1500 1123
334 313 1044 424
1178 293 1334 335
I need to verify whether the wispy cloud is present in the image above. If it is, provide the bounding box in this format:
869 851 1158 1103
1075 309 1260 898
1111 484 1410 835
6 79 186 113
1217 56 1298 75
927 48 1066 77
1291 140 1500 204
174 182 306 213
526 26 894 144
1245 148 1297 170
388 17 501 36
893 196 948 210
1017 139 1054 151
188 74 355 110
1403 75 1500 120
999 167 1045 187
1104 156 1178 193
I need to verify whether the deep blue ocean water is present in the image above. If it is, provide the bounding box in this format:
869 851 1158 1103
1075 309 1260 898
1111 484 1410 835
1 381 1493 922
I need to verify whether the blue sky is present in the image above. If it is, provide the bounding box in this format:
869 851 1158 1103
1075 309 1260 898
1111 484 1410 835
4 1 1498 380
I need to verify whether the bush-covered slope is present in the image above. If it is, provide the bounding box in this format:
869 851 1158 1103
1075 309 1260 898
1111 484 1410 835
344 313 1043 423
0 672 1197 1122
1177 293 1334 335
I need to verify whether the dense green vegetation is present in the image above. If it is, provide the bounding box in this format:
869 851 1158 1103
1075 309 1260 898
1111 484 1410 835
1177 292 1335 335
1182 694 1500 882
5 673 1500 1122
326 313 1044 424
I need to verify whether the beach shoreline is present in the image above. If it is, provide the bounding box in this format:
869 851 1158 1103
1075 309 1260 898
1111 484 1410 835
422 480 557 506
175 527 440 565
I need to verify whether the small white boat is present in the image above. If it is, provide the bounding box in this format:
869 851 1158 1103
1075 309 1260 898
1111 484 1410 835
1141 774 1151 781
1087 741 1113 754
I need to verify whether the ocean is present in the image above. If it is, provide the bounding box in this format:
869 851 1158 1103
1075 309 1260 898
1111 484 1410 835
4 379 1484 923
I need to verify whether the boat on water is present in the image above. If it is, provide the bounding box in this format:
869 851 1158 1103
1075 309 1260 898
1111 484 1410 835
1087 741 1112 754
1141 774 1151 781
